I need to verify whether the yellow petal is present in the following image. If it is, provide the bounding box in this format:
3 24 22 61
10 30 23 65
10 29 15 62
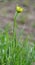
16 6 24 13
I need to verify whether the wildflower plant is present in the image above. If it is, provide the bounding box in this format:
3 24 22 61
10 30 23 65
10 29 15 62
13 6 23 45
0 6 35 65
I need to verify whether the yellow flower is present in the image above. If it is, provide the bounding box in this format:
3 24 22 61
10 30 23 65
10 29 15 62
16 6 24 13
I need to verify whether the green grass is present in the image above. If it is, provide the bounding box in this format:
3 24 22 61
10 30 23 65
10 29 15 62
0 24 35 65
0 0 15 2
20 15 27 24
32 23 35 28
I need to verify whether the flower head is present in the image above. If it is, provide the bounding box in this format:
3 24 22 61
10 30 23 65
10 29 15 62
16 6 24 13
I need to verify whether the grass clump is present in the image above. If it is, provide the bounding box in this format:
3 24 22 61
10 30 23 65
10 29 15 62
20 15 27 24
0 6 35 65
32 23 35 28
0 30 35 65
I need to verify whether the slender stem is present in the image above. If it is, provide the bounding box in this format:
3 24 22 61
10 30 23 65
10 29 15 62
13 12 18 47
12 12 18 65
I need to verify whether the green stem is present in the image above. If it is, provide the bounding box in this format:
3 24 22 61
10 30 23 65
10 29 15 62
13 12 18 47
